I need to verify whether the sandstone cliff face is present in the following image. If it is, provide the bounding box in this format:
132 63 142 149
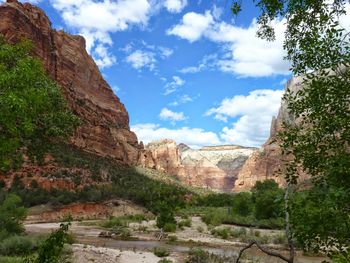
0 0 140 165
140 140 256 192
234 76 305 192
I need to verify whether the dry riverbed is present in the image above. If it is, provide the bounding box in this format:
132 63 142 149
24 217 328 263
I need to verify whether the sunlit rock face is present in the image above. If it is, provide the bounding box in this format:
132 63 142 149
0 0 141 165
234 76 309 192
140 139 257 192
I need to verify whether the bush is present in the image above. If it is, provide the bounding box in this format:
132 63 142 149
0 235 42 256
167 235 178 242
163 223 176 233
153 247 170 257
232 192 253 217
252 180 284 220
187 248 225 263
201 208 226 226
156 203 176 229
178 219 191 228
211 227 231 239
158 259 173 263
0 194 27 239
111 226 131 239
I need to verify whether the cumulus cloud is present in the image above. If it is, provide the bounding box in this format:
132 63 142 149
50 0 152 68
164 0 187 13
164 76 185 95
169 10 290 77
159 108 187 123
207 89 283 147
167 11 214 42
131 123 221 148
125 50 155 70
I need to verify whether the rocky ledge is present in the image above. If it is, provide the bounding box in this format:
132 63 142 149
0 0 141 165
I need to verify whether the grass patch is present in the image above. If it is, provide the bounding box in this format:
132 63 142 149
153 247 170 257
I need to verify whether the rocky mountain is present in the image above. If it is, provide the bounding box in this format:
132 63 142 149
0 0 141 165
139 140 257 192
234 76 308 191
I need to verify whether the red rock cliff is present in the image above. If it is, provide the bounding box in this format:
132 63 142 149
0 0 141 165
234 76 308 191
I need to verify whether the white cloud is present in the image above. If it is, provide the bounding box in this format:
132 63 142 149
164 0 187 13
207 89 284 147
168 10 290 77
51 0 152 69
179 54 217 73
167 11 214 42
94 44 116 68
131 123 221 148
125 50 155 70
159 47 174 58
169 94 193 106
159 108 187 123
164 76 185 95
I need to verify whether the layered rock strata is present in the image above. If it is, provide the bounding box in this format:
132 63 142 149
0 0 141 165
140 140 257 192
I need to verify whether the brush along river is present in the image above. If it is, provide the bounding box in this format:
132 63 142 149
25 220 327 263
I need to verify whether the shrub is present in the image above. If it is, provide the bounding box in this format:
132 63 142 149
252 180 284 220
187 249 225 263
153 247 170 257
163 223 176 233
232 192 253 217
158 259 173 263
167 235 178 242
178 219 191 228
111 226 131 239
156 203 176 229
102 217 126 228
0 235 42 256
211 227 232 239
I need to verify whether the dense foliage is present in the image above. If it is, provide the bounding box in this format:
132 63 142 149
0 194 26 239
232 0 350 259
0 37 79 172
1 143 193 215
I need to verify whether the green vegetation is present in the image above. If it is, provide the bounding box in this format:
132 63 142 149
25 222 72 263
101 214 152 229
158 259 173 263
231 0 350 261
178 218 191 229
0 143 194 215
153 247 170 258
0 194 27 239
186 249 226 263
0 37 79 172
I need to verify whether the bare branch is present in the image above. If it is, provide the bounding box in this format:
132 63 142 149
235 241 292 263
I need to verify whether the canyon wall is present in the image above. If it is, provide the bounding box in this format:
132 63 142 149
0 0 141 165
233 76 305 191
139 140 257 192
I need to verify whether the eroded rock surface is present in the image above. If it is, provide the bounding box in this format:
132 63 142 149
140 140 256 191
0 0 141 165
234 76 307 191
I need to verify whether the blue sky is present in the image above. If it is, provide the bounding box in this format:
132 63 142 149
7 0 297 148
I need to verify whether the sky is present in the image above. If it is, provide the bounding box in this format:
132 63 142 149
5 0 344 148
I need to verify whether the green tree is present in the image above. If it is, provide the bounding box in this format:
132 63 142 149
232 192 253 217
0 194 27 239
24 222 71 263
251 180 284 220
0 37 79 171
231 0 350 262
